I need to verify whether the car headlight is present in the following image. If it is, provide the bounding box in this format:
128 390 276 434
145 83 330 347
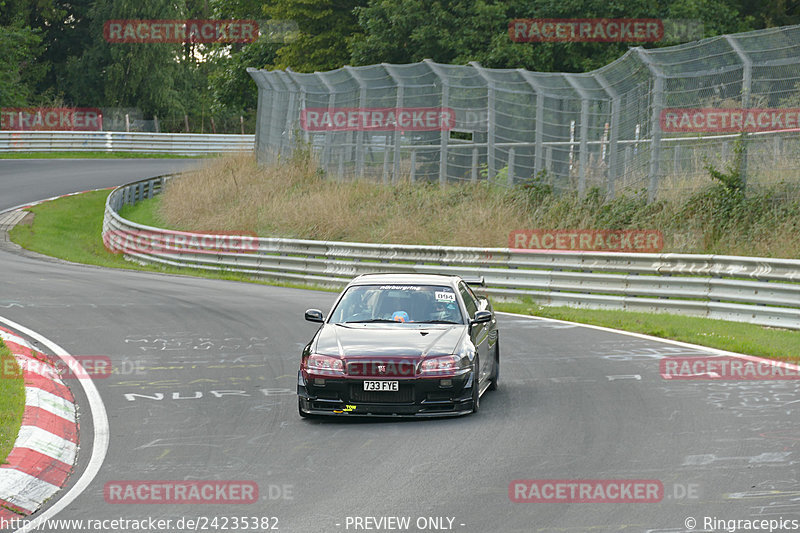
419 355 468 376
303 354 344 376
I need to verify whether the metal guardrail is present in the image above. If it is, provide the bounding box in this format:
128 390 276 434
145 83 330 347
102 175 800 329
0 131 254 155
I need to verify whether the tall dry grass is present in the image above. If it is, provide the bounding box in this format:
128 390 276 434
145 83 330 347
157 152 800 257
159 152 534 247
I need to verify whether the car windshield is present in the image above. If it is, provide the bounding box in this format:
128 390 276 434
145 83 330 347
330 284 464 325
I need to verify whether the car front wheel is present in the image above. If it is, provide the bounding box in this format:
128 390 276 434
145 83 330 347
471 356 480 413
488 339 499 391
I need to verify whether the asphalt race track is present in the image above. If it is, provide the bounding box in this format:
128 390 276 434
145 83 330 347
0 160 798 533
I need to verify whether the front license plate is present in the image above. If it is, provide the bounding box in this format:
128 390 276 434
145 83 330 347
363 381 399 391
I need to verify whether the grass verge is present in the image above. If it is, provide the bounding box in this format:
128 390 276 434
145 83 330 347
148 152 800 257
495 303 800 363
7 190 334 292
118 194 169 229
0 151 205 159
0 339 25 465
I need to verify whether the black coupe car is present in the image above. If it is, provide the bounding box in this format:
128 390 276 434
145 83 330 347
297 273 499 417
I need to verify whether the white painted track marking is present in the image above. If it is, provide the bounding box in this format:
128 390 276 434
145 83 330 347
0 315 109 533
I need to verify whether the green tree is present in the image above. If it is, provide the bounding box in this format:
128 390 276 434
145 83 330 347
350 0 758 72
265 0 367 72
735 0 800 27
206 0 280 113
63 0 187 117
0 24 43 107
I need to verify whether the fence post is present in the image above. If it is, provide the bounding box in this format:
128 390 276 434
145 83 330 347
249 70 266 159
276 71 299 159
383 63 405 184
263 72 283 164
725 35 752 189
284 69 308 150
286 69 310 145
471 148 478 182
439 82 449 186
423 60 450 187
648 75 664 202
517 70 546 179
316 72 337 169
382 134 391 184
564 74 592 197
508 148 515 186
344 66 367 179
470 62 496 180
636 48 665 203
596 73 620 199
545 146 552 173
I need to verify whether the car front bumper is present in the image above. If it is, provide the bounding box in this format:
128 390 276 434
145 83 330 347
297 371 476 417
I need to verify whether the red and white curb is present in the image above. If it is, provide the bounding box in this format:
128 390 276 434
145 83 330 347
0 327 78 520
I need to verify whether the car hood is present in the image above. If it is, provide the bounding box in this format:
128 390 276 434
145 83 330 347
313 324 465 359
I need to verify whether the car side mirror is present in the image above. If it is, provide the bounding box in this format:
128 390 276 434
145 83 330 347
304 309 324 323
470 310 492 325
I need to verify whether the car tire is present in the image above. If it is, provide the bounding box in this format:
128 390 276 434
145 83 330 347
488 339 499 391
471 356 480 413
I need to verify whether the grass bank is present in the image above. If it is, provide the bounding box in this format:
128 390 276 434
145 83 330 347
496 303 800 362
7 190 329 290
145 152 800 258
0 339 25 465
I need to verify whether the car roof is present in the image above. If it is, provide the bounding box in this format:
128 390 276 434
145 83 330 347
347 273 462 289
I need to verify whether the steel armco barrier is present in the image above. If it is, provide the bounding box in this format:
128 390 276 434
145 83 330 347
103 175 800 329
0 131 254 155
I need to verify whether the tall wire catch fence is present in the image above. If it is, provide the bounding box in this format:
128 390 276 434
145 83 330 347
248 25 800 200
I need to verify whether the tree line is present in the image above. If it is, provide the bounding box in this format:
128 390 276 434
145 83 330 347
0 0 797 130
